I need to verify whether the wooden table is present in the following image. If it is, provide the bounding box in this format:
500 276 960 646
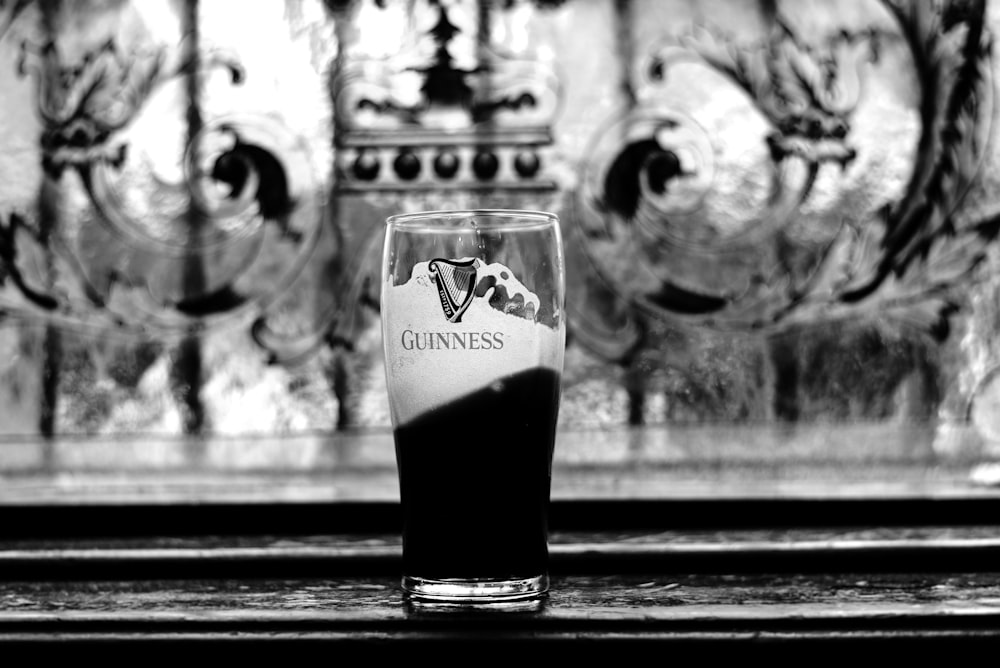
2 426 1000 656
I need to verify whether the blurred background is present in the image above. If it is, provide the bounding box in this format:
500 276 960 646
1 0 1000 493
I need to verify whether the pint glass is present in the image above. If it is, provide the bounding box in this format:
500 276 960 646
381 209 565 602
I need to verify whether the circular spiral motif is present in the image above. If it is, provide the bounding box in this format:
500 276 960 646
568 0 991 335
81 114 321 330
574 105 814 325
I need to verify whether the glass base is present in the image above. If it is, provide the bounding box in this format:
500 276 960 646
401 574 549 603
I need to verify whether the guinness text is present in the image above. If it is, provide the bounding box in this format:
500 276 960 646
401 329 505 351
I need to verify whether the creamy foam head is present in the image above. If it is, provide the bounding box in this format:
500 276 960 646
383 259 564 426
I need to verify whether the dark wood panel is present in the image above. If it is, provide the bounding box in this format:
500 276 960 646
4 497 1000 541
2 523 999 653
2 526 1000 578
1 573 999 656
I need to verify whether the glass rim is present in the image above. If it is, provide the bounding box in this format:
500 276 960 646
385 209 558 230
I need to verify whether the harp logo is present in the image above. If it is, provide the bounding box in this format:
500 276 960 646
428 258 478 323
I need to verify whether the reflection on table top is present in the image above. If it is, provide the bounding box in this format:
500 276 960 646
0 422 997 504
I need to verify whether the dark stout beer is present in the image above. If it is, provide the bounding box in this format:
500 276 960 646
382 211 564 600
393 367 561 579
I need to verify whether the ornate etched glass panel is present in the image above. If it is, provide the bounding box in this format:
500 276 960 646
0 0 998 495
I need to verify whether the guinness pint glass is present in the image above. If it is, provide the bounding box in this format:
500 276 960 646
381 209 565 602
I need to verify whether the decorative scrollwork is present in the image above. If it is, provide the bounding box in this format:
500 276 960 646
2 17 322 341
332 0 561 194
570 0 993 360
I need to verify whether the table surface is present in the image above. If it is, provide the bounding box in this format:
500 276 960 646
2 515 1000 656
2 425 1000 655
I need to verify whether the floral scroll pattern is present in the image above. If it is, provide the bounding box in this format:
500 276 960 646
572 0 992 343
0 0 999 444
0 1 324 340
566 0 996 428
